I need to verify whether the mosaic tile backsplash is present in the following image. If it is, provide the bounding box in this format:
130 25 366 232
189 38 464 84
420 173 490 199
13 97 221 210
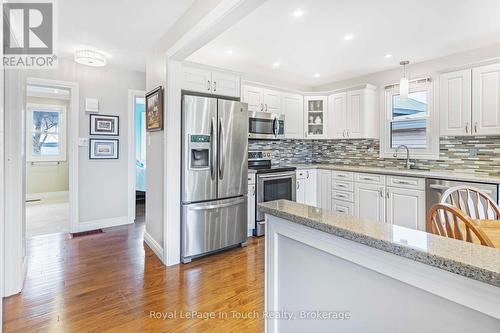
248 136 500 176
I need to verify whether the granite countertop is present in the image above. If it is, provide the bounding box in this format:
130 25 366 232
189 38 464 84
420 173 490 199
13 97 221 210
287 163 500 184
259 200 500 287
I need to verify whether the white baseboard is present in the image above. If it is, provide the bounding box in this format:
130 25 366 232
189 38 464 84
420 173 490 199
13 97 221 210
75 215 132 233
26 190 69 203
144 231 164 263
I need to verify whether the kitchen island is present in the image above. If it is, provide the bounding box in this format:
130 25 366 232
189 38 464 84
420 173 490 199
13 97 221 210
260 200 500 333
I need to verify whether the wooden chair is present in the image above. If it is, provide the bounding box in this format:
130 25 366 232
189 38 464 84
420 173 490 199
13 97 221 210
440 185 500 220
427 203 494 247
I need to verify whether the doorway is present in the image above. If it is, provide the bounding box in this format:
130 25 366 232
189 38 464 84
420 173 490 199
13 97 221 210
25 84 71 237
129 90 146 224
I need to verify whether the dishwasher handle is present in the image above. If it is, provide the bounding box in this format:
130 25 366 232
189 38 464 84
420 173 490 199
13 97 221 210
429 183 493 195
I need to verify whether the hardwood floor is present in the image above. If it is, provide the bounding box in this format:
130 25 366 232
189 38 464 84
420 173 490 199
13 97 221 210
3 208 265 332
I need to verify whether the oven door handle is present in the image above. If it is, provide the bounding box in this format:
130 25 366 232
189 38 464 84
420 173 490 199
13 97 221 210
257 172 296 179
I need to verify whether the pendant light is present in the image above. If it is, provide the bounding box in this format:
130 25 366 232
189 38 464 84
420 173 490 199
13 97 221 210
399 60 409 99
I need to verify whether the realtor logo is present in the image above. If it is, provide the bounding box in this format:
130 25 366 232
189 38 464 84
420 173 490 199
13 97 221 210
3 1 57 68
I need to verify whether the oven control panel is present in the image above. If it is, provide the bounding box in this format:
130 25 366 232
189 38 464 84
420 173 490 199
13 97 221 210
248 151 273 161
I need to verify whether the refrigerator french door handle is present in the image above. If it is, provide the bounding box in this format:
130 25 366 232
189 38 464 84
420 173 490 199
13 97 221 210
210 117 215 180
218 118 225 179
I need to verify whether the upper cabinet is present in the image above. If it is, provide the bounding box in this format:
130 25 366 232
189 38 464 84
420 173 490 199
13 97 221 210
327 86 377 139
182 65 240 98
242 85 281 113
282 93 304 139
472 63 500 135
304 96 327 139
440 63 500 136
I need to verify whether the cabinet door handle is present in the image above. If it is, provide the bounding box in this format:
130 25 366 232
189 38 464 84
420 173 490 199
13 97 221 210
379 190 384 197
207 80 211 91
474 122 478 133
296 181 300 189
342 130 346 138
346 130 350 138
465 122 469 133
306 171 309 179
265 104 268 112
213 81 217 92
386 190 390 198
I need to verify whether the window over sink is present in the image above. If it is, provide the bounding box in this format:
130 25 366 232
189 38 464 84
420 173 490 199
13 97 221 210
381 80 439 159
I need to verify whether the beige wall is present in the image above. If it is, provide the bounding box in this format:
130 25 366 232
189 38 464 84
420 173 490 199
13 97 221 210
26 96 69 195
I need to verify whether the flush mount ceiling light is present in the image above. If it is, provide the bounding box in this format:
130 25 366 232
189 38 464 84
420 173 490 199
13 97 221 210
272 61 280 68
226 49 233 54
384 53 393 59
343 34 354 41
292 9 304 17
399 60 410 99
314 73 320 78
74 49 106 67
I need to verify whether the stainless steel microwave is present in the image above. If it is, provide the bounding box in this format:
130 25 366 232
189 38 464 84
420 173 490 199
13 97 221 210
248 111 285 139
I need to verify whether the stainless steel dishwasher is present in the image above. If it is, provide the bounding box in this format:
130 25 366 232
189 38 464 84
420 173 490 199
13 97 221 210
425 178 499 230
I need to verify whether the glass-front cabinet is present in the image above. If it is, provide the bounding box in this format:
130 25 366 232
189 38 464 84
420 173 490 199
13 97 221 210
304 96 327 138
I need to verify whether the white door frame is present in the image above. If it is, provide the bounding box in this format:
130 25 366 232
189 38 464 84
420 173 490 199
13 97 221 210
26 77 79 233
127 89 145 223
0 67 5 332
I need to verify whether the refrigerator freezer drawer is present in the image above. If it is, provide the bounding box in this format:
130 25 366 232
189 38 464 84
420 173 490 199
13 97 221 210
182 196 248 260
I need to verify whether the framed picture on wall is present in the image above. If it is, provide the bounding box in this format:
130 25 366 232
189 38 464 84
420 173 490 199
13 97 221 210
89 139 119 159
145 86 163 131
89 114 119 136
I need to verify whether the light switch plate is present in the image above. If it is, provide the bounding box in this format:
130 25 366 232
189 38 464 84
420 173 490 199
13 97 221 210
79 137 89 147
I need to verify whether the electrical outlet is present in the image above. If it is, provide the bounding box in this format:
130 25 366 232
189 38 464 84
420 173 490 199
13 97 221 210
469 148 478 158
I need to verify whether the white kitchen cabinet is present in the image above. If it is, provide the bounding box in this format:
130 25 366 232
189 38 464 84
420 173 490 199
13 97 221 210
182 65 240 98
317 169 332 211
282 93 304 139
328 92 347 139
354 183 385 223
242 85 264 112
182 66 212 94
296 169 317 206
263 89 281 113
211 71 241 98
439 70 472 136
304 96 327 139
331 199 354 215
247 184 256 232
472 63 500 135
327 86 377 139
386 187 426 231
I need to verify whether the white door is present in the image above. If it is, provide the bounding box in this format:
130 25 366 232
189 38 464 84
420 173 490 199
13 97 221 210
346 89 363 138
211 71 240 98
439 70 472 136
386 187 425 231
354 183 385 223
247 184 256 231
317 169 332 211
332 199 354 215
182 66 212 94
472 63 500 135
303 169 317 206
242 85 264 112
296 178 306 204
263 89 281 113
282 93 304 139
328 92 347 139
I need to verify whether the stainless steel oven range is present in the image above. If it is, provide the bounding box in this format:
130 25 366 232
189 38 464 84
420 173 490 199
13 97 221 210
249 151 296 236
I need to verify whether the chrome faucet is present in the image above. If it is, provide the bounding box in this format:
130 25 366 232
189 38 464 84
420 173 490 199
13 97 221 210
393 145 413 169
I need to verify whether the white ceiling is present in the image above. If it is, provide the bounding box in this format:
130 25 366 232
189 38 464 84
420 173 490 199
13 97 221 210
58 0 194 72
187 0 500 87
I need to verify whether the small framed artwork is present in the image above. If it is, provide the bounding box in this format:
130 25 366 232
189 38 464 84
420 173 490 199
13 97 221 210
146 86 163 131
89 139 119 159
90 114 119 136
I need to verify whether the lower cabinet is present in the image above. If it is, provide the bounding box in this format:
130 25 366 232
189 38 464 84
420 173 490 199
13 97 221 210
317 169 332 211
296 178 306 203
386 187 426 230
354 183 386 223
331 199 354 215
296 169 318 206
247 174 256 236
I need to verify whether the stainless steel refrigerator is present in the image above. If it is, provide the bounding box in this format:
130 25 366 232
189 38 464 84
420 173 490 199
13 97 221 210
181 94 248 263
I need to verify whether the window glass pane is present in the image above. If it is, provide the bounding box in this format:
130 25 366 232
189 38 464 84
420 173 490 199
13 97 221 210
392 91 427 120
391 120 427 149
32 110 60 133
32 133 60 156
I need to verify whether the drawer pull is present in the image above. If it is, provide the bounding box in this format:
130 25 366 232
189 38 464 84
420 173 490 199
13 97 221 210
337 184 347 188
360 177 377 181
394 180 412 185
336 194 347 198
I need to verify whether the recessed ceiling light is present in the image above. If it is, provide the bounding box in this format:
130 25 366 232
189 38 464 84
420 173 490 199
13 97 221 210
344 34 354 41
226 49 233 54
384 53 393 58
272 61 280 68
314 73 320 78
292 9 304 17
